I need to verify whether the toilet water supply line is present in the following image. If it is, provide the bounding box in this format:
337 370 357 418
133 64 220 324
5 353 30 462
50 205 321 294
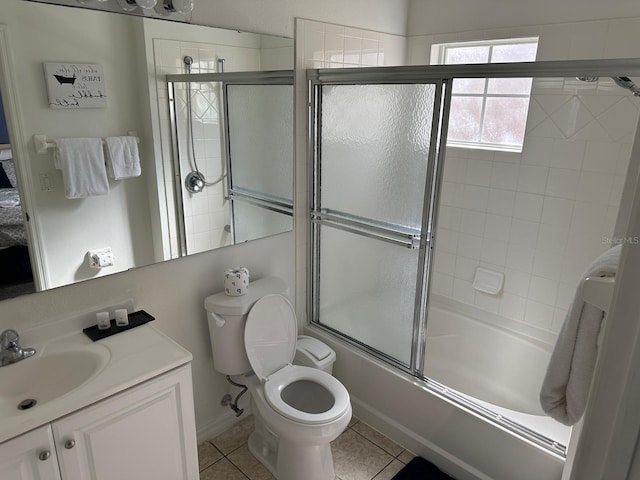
222 375 248 417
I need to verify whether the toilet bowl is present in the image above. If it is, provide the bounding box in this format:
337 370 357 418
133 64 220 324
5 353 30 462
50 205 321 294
243 365 351 480
204 279 352 480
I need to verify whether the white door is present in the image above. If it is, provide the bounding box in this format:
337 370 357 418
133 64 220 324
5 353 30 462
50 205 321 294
0 425 61 480
52 365 199 480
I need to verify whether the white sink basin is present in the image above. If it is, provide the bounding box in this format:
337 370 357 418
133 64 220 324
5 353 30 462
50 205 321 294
0 345 110 416
0 323 191 445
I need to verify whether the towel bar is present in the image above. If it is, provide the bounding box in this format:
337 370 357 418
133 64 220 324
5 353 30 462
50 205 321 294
32 132 140 155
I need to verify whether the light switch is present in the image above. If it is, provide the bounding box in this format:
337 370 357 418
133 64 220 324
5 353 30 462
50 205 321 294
40 173 54 191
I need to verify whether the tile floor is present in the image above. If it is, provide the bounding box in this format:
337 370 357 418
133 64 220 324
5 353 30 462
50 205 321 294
198 414 415 480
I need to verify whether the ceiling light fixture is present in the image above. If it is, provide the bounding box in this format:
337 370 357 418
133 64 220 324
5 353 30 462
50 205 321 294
116 0 138 11
135 0 158 9
163 0 194 14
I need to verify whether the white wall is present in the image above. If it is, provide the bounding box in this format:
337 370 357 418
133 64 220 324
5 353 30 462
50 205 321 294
193 0 409 38
407 0 640 37
3 1 155 289
259 35 295 70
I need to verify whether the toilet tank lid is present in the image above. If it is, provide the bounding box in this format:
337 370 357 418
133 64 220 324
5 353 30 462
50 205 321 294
204 276 289 316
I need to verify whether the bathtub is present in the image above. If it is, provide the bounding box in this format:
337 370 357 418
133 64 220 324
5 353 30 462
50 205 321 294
424 301 571 449
310 295 569 480
425 303 550 415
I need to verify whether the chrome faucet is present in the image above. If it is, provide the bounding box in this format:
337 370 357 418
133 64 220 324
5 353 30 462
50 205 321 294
0 329 36 367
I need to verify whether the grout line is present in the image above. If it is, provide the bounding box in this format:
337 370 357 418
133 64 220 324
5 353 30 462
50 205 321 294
349 423 404 458
371 456 396 480
200 444 254 480
345 425 398 480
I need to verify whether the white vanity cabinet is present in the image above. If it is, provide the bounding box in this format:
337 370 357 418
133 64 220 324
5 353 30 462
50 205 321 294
0 425 61 480
0 364 198 480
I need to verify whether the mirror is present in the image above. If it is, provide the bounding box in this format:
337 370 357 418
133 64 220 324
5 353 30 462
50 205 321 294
0 0 294 300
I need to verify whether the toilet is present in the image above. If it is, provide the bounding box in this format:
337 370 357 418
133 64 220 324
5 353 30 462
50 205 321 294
204 277 352 480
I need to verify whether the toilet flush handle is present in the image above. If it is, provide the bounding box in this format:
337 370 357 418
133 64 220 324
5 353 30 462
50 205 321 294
210 312 226 327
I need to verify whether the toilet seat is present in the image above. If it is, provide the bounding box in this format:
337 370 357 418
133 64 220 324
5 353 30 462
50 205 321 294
245 294 350 426
264 364 350 425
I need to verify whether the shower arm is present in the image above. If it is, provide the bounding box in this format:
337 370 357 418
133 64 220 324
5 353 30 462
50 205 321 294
612 76 640 96
577 75 640 96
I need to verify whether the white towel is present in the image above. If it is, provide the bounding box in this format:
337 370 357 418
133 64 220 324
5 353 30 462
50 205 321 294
540 244 622 425
54 138 109 199
104 136 141 180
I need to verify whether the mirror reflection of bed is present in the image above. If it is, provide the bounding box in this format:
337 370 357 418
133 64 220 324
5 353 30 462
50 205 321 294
0 94 34 300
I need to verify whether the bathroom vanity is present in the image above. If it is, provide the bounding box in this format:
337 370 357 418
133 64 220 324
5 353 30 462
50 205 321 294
0 322 199 479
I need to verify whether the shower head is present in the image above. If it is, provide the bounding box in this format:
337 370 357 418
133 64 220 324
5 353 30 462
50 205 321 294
612 76 640 96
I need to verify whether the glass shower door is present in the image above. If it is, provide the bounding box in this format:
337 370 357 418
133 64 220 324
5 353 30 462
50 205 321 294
311 82 446 368
225 83 293 242
166 70 294 255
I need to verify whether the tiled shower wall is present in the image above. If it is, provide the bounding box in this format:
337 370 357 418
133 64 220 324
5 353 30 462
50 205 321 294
432 80 638 340
298 19 407 68
413 15 640 343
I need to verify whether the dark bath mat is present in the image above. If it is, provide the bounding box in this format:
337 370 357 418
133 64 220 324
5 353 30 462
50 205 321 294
392 456 456 479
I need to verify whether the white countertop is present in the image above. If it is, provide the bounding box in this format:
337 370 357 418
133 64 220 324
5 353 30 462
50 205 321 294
0 323 192 444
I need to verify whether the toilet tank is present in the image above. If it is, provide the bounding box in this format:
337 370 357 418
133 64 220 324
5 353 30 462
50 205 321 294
294 335 336 374
204 276 289 375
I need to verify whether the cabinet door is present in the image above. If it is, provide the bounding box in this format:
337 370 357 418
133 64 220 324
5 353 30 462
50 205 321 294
0 425 61 480
52 365 198 480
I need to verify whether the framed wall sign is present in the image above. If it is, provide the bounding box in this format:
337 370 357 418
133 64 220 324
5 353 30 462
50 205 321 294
44 62 107 109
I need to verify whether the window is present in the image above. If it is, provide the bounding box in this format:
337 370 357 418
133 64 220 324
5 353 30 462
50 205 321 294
432 38 538 152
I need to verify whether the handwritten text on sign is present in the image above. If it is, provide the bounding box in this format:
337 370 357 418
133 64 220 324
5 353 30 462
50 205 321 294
44 63 107 109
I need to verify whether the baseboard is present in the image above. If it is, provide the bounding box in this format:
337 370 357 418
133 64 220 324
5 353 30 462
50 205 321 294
350 396 490 480
196 406 253 444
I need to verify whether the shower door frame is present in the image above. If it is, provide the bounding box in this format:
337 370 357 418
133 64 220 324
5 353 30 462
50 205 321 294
307 76 452 376
167 70 294 254
307 57 640 457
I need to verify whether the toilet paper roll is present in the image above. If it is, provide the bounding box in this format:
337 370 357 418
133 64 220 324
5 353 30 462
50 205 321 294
224 267 250 296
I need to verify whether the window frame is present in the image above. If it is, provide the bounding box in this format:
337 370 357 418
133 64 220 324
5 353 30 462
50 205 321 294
431 37 539 153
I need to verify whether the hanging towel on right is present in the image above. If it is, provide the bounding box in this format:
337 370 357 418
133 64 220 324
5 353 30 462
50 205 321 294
540 244 622 426
104 136 141 180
